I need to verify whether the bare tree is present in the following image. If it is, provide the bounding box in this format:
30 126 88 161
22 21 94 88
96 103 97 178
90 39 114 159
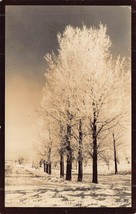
111 129 125 174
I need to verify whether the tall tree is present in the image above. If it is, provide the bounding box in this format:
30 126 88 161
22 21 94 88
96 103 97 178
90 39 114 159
111 129 125 174
40 24 130 183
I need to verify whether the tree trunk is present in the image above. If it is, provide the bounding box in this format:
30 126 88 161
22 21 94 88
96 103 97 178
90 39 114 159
92 112 98 183
46 162 48 173
76 161 78 170
66 124 72 181
47 128 52 174
60 152 64 178
77 119 83 182
39 160 42 167
47 147 52 174
43 161 47 172
60 124 64 178
78 160 83 182
113 133 118 174
66 151 72 180
48 162 51 175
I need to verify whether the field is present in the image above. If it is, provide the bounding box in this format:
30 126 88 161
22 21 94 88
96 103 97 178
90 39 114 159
5 161 131 207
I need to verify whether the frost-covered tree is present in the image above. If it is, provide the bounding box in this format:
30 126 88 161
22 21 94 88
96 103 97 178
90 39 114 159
40 81 74 180
41 41 87 180
110 127 127 174
40 24 130 183
36 107 57 174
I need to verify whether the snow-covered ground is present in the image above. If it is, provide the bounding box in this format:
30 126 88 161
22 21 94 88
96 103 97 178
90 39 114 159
5 161 131 207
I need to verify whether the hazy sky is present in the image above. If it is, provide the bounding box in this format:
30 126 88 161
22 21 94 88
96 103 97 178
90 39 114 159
5 6 131 160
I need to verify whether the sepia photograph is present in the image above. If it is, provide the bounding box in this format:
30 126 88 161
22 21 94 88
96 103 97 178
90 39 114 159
5 5 131 207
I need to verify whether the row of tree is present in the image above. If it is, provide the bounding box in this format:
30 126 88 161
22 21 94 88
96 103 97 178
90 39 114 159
35 24 130 183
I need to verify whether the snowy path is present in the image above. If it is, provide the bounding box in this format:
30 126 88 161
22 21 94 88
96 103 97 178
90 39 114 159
5 163 131 207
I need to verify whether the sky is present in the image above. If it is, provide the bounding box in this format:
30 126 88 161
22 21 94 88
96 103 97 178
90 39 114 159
5 6 131 160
